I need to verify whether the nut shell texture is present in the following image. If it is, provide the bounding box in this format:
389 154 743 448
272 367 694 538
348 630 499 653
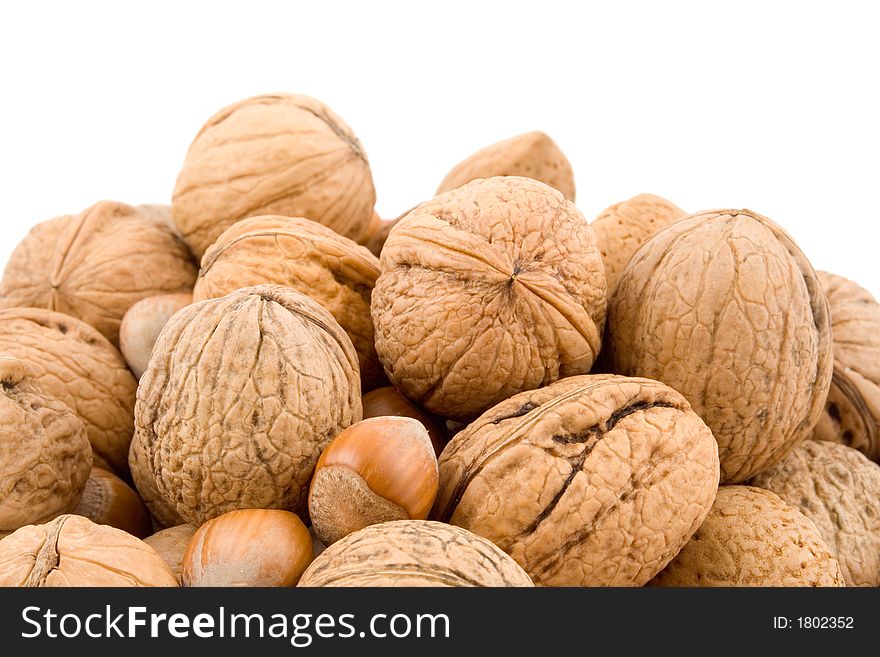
0 201 197 345
437 132 575 200
0 514 178 586
607 209 832 483
172 93 376 259
811 271 880 462
130 285 362 525
434 374 720 586
750 441 880 586
143 524 196 583
298 520 533 587
651 486 845 587
372 176 606 420
119 293 193 380
194 216 382 389
0 308 137 474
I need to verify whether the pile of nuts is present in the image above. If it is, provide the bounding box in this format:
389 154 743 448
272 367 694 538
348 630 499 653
0 92 878 588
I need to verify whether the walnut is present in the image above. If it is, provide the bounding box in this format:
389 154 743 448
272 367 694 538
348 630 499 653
606 209 833 483
433 374 719 586
372 176 606 420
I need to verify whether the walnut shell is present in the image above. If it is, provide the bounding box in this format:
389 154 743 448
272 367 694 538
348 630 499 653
437 132 575 200
143 524 196 583
0 356 92 533
0 308 136 474
0 514 178 586
136 203 173 227
372 176 606 420
193 216 383 390
130 285 362 525
750 441 880 586
590 193 687 295
606 209 833 483
298 520 533 587
129 431 186 529
433 374 720 586
0 201 197 345
811 271 880 462
650 486 845 587
171 93 376 259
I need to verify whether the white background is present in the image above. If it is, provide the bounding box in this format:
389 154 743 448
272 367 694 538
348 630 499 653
1 0 878 293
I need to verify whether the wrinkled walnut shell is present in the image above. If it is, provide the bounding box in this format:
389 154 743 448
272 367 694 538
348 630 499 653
750 441 880 587
130 285 362 525
0 514 178 586
172 93 376 259
193 216 383 390
0 201 197 345
298 520 533 587
811 271 880 462
606 209 833 483
437 131 575 200
372 176 606 420
650 486 845 587
434 374 720 586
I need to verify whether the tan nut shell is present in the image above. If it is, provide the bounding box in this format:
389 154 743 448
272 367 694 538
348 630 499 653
171 93 376 259
433 374 720 586
74 467 152 538
298 520 533 587
193 216 383 390
811 272 880 462
143 524 196 583
119 293 193 380
0 356 92 532
0 201 197 346
0 308 137 474
372 176 606 420
437 131 575 201
651 486 845 587
606 209 833 483
590 193 687 295
0 514 178 586
130 285 362 525
750 441 880 586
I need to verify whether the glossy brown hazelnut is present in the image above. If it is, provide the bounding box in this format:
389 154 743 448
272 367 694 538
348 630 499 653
74 467 152 538
362 386 446 456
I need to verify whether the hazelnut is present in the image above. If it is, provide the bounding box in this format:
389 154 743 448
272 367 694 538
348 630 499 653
74 467 152 538
143 524 197 583
119 293 192 379
361 386 446 456
308 416 439 545
182 509 313 587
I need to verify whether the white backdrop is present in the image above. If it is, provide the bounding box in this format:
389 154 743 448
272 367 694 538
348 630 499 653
1 0 878 293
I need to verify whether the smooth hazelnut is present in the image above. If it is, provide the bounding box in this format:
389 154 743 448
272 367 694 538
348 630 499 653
119 293 192 379
308 416 439 545
362 386 446 456
74 467 152 538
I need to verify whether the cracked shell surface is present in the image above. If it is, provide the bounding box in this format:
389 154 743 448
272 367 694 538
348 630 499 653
0 514 178 586
0 201 197 346
143 524 197 583
0 356 92 532
0 307 137 474
437 132 575 200
433 374 720 586
194 215 383 390
591 193 687 295
651 486 845 587
171 93 376 259
606 209 832 483
750 441 880 586
130 284 362 525
372 176 606 420
811 271 880 462
298 520 533 587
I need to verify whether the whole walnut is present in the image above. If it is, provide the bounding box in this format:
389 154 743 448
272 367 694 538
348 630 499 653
0 308 137 475
372 176 606 420
811 271 880 462
437 131 575 200
590 193 687 295
143 524 197 583
193 216 383 390
0 356 92 533
298 520 533 587
651 486 845 587
0 201 197 346
750 441 880 587
433 374 720 586
0 514 178 586
171 93 376 259
606 209 833 483
130 285 362 525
